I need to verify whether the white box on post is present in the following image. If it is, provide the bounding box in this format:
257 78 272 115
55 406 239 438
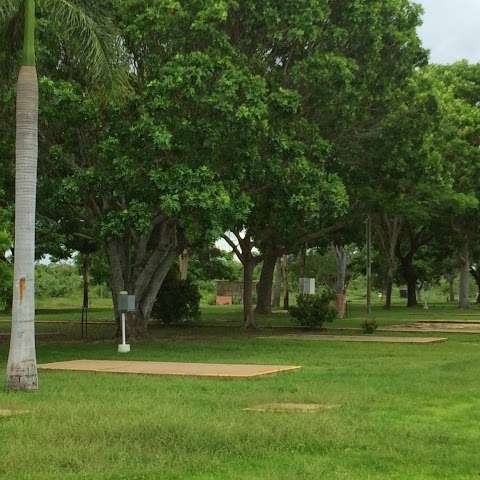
299 278 315 295
118 291 135 353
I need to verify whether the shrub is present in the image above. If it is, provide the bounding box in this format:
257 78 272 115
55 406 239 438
0 229 13 312
0 261 12 312
152 271 201 325
289 290 336 328
198 280 216 305
361 318 378 334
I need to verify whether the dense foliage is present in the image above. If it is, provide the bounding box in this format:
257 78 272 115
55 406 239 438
36 264 81 299
1 0 480 333
151 270 201 325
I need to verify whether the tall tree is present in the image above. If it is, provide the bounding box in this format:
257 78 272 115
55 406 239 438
251 0 428 314
0 0 123 390
428 63 480 309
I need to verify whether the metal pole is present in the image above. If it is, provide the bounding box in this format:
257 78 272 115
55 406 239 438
121 312 126 346
117 291 131 353
366 216 372 315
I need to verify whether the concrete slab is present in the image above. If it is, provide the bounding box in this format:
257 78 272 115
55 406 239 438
39 359 301 378
416 320 480 324
384 322 480 334
261 334 447 344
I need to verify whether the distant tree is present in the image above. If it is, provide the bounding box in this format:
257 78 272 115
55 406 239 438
0 206 13 312
188 247 242 283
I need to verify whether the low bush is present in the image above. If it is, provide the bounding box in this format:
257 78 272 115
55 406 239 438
289 290 336 328
361 318 378 334
152 271 201 325
0 261 12 312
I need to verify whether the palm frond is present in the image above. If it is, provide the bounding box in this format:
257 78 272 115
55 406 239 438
0 0 21 23
0 0 22 84
39 0 129 92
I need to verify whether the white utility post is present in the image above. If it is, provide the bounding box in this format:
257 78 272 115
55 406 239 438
118 291 134 353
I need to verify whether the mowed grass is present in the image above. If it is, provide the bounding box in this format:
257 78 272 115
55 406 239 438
1 308 480 479
2 298 480 343
200 301 480 328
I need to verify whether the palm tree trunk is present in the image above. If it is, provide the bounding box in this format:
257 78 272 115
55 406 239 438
6 0 39 391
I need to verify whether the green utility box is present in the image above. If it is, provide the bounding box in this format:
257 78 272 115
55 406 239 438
118 291 136 312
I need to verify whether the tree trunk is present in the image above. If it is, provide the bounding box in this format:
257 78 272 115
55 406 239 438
299 245 306 278
178 249 189 281
333 244 348 318
384 271 393 310
459 240 470 309
282 255 290 310
134 249 176 335
474 276 480 304
405 270 417 307
6 25 39 392
374 214 402 311
243 258 256 329
106 220 178 338
469 269 480 304
446 273 455 303
416 284 423 303
221 232 259 328
255 249 277 314
271 258 282 308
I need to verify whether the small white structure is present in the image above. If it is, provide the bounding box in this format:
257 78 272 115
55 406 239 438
299 278 315 295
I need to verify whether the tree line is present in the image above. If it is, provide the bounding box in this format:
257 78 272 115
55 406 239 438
1 1 480 389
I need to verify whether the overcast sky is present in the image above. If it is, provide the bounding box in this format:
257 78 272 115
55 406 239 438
417 0 480 64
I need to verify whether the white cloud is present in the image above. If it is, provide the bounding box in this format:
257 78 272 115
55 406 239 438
416 0 480 64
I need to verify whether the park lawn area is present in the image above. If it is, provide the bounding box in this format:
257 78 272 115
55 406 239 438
2 301 480 338
1 325 480 479
200 302 480 328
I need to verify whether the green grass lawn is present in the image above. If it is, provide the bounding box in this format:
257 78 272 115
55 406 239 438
1 303 480 479
200 302 480 328
2 298 480 339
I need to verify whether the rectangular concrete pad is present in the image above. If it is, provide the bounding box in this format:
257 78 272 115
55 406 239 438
39 359 301 378
261 334 447 344
416 320 480 324
384 323 480 334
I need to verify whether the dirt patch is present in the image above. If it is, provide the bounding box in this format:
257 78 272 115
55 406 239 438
243 403 339 413
0 409 29 417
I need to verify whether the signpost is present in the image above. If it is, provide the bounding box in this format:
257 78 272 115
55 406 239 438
118 291 135 353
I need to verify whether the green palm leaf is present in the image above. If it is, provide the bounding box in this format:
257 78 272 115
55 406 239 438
0 0 21 22
39 0 128 90
0 0 128 91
